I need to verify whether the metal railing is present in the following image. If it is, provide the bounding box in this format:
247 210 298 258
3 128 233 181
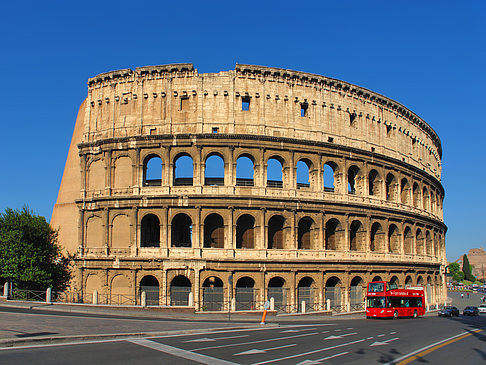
10 289 46 302
236 178 254 186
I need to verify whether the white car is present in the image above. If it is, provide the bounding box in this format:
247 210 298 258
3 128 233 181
478 304 486 314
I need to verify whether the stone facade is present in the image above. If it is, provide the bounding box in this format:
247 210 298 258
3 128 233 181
51 63 447 312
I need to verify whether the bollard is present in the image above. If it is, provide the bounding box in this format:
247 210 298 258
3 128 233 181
3 282 8 297
141 291 147 307
231 297 236 311
93 290 98 305
326 298 331 311
301 300 306 313
46 288 52 303
270 297 275 311
188 292 194 307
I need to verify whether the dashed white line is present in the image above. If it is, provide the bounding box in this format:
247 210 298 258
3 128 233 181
377 334 385 337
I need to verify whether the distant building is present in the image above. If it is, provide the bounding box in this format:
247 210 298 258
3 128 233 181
456 248 486 281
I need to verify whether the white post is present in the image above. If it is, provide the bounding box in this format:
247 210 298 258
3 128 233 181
3 282 8 297
141 291 147 307
270 297 275 311
188 292 194 307
326 298 331 311
46 288 52 303
93 290 98 305
301 300 306 313
231 297 236 311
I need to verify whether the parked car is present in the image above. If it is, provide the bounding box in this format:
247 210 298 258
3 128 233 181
478 304 486 314
463 306 480 316
438 306 460 317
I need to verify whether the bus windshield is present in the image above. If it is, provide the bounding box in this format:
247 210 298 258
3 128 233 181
368 282 385 293
367 296 386 308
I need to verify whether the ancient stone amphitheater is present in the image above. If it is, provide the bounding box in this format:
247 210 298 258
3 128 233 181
51 63 447 312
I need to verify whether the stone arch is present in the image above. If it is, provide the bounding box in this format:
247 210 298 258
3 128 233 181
111 274 131 300
350 276 365 309
400 178 411 205
173 153 194 186
268 215 285 249
370 222 385 252
268 276 287 311
325 218 343 250
347 165 360 195
142 154 162 186
86 216 103 248
416 228 424 255
325 276 342 310
422 186 430 211
113 156 132 189
111 214 130 248
236 153 255 186
203 213 224 248
296 159 311 189
267 155 285 188
140 275 159 306
403 226 413 254
368 169 381 196
425 230 433 255
417 275 424 286
170 275 192 306
323 161 338 192
298 217 315 250
171 213 192 247
204 153 224 186
85 274 102 298
405 275 413 287
88 159 105 191
413 182 421 208
389 276 399 289
386 173 398 201
236 214 256 249
141 214 160 247
349 220 366 251
372 275 383 282
388 224 400 253
202 276 224 311
297 276 315 311
235 276 255 311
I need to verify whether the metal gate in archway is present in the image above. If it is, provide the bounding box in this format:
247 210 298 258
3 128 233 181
268 288 288 312
141 286 159 306
350 286 364 311
170 286 191 306
325 287 342 312
202 287 224 311
235 288 255 311
297 288 315 312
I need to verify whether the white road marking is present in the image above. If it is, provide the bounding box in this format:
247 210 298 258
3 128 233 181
390 331 397 334
321 330 329 333
253 338 366 365
234 343 296 356
315 351 349 362
370 337 400 347
184 335 248 342
367 336 374 339
129 338 237 365
324 332 357 340
194 332 319 351
346 327 353 330
335 329 342 332
377 334 385 337
280 328 317 333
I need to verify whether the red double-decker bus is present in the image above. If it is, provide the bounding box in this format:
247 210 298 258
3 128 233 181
366 281 425 319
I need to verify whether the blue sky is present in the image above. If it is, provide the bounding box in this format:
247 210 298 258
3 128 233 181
0 1 484 262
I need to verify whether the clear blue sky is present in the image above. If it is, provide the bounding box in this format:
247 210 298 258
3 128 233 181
0 1 484 262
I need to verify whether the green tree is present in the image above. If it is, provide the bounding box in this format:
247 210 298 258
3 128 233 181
452 271 464 282
462 254 474 282
0 207 72 291
448 262 460 274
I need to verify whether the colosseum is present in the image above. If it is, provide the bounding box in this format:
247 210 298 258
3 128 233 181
51 63 447 312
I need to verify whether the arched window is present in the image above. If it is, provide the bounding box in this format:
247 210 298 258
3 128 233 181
413 183 420 208
426 231 433 255
389 276 399 289
236 214 255 249
298 217 314 250
267 157 284 188
143 155 162 186
205 154 224 186
268 215 285 249
325 219 341 250
422 187 430 210
405 276 413 288
348 166 360 194
386 173 397 201
236 155 254 186
370 222 384 252
400 178 410 204
388 224 400 253
203 214 224 248
296 159 311 189
171 213 192 247
141 214 160 247
173 154 193 186
416 228 424 255
368 169 380 196
323 162 337 192
349 220 365 251
403 226 413 254
140 275 159 306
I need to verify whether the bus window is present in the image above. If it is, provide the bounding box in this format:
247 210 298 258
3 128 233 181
367 296 386 308
368 282 385 293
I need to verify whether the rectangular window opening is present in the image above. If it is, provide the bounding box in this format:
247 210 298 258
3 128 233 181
300 102 308 117
180 96 189 111
328 137 334 143
242 96 250 111
212 127 219 134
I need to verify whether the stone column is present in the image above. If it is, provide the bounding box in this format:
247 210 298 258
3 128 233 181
161 208 168 251
261 209 267 250
225 207 234 250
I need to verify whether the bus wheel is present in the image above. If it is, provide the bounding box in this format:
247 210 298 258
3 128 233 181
413 310 418 318
393 311 398 320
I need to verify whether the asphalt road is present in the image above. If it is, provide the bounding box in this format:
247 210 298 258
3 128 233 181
1 313 485 364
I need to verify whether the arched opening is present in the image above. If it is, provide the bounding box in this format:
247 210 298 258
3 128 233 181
203 214 224 248
426 276 432 305
405 276 413 288
372 276 383 282
403 226 413 254
268 215 285 249
417 276 424 286
426 231 433 255
235 277 255 311
267 157 284 188
349 220 365 251
236 214 255 249
268 277 287 312
386 173 397 201
368 169 380 196
350 276 364 310
430 193 436 214
171 213 192 247
416 229 424 255
204 154 225 186
370 222 384 252
422 187 430 211
298 277 315 312
173 154 193 186
325 277 341 311
296 159 311 189
170 275 192 306
202 276 224 311
401 178 410 205
323 162 337 192
298 217 314 250
140 275 159 306
325 219 342 250
143 155 162 186
413 183 420 208
236 155 254 186
388 224 400 253
389 276 399 289
141 214 160 247
347 165 360 194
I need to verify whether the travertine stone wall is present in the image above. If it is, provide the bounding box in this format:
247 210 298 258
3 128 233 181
51 64 447 311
